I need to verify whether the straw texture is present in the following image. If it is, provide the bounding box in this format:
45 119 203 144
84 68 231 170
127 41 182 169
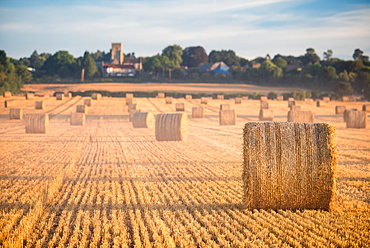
346 110 367 128
220 104 230 110
259 109 274 121
4 100 15 108
343 109 356 122
175 103 185 111
242 122 337 210
129 109 140 122
24 113 49 133
219 110 236 125
26 93 34 100
76 105 88 114
335 106 346 115
132 112 155 128
260 101 269 110
35 101 45 110
70 113 85 125
9 108 22 120
3 91 11 98
155 113 188 141
192 107 204 118
287 110 314 123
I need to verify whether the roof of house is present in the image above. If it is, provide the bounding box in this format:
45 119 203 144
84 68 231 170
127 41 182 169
103 63 135 69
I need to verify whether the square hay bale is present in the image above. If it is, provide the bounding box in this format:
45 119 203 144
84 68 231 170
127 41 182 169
9 108 23 120
185 95 192 100
192 107 204 118
201 97 208 104
84 99 93 107
341 96 350 102
126 97 134 105
260 96 268 101
220 104 230 110
56 93 64 100
129 109 140 122
35 101 45 110
219 110 236 125
276 95 284 101
316 100 326 107
242 96 249 100
76 105 88 114
175 102 185 111
24 113 49 133
343 109 356 122
362 104 370 113
304 98 314 103
157 93 165 98
335 105 346 115
70 112 85 125
91 93 102 100
26 93 34 100
217 95 224 100
258 109 274 121
260 101 269 110
165 97 173 104
288 100 295 108
290 105 301 111
287 110 314 123
323 97 330 102
132 112 155 128
128 103 139 111
235 98 242 104
3 91 11 98
155 113 188 141
346 110 367 128
65 92 72 98
4 100 15 108
243 122 337 210
126 93 134 98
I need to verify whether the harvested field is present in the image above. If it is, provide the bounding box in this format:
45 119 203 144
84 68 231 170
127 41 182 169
0 92 369 247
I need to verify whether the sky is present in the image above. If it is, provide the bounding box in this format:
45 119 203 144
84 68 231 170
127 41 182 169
0 0 369 61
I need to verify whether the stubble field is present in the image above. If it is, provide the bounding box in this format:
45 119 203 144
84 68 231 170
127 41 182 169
0 88 369 247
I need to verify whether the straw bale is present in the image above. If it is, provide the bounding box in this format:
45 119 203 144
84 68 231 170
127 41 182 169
84 99 93 107
185 95 192 100
132 112 155 128
219 110 236 125
201 97 208 104
4 100 15 108
260 96 268 101
175 103 185 111
220 104 230 110
165 97 173 104
276 95 284 101
35 101 45 110
70 112 85 125
155 113 188 141
217 95 224 100
192 107 204 118
242 122 337 210
9 108 22 120
335 106 346 115
288 100 295 108
128 103 139 111
242 96 249 100
56 93 64 100
346 110 367 128
290 105 301 111
76 105 88 114
24 113 49 133
258 109 273 121
287 110 314 123
126 93 134 98
3 91 11 98
288 97 295 101
66 92 72 98
91 93 102 100
323 97 330 102
341 96 350 102
129 109 140 122
316 100 326 107
126 97 134 105
304 98 314 103
260 101 269 110
26 93 34 100
362 104 370 113
157 93 165 98
343 109 356 122
235 98 242 104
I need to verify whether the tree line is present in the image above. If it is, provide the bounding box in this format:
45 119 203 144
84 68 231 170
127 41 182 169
0 45 369 100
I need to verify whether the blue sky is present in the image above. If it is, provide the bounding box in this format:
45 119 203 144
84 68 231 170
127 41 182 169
0 0 369 60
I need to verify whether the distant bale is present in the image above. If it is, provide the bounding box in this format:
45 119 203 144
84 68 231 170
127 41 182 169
91 93 102 100
132 112 155 128
9 108 23 120
35 101 45 110
260 96 268 101
288 100 295 108
276 95 284 101
316 100 326 107
346 110 367 128
126 93 134 98
157 93 165 98
126 97 134 105
192 107 204 118
56 93 64 100
175 102 185 111
288 97 295 101
4 100 15 108
24 113 49 133
76 105 88 114
260 101 269 110
84 99 93 107
341 96 350 102
259 109 274 121
165 97 173 104
185 95 192 100
155 113 188 141
242 96 249 100
3 91 11 98
217 95 224 100
201 97 208 104
70 112 85 125
219 110 236 126
128 103 139 111
129 109 140 122
287 110 314 123
343 109 356 122
304 98 314 103
26 93 34 100
243 122 337 210
235 98 242 104
362 104 370 113
66 92 72 98
335 106 346 115
220 104 230 110
290 105 301 111
323 97 330 102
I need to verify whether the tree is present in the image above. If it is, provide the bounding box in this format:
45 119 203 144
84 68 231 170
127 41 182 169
162 45 183 67
302 48 320 65
353 67 370 93
271 57 287 69
208 50 240 67
82 51 98 78
259 60 283 83
353 49 363 61
0 50 25 94
42 50 77 78
334 81 353 97
323 49 333 61
182 46 208 68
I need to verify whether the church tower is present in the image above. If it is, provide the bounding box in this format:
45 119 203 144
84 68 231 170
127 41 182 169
111 43 124 65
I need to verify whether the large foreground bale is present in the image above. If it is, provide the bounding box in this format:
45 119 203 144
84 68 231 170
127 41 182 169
9 108 22 120
220 104 230 110
260 101 269 110
3 91 11 98
362 104 370 113
217 95 224 100
155 113 188 141
91 93 102 100
346 110 367 128
76 105 88 114
175 103 185 111
4 100 15 108
287 110 314 123
24 113 49 133
84 99 93 107
56 93 64 100
219 110 236 125
35 101 45 110
201 97 208 104
335 106 346 115
26 93 34 100
192 107 203 118
132 112 155 128
243 122 337 210
259 109 273 121
235 98 242 104
70 112 85 125
165 97 173 104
